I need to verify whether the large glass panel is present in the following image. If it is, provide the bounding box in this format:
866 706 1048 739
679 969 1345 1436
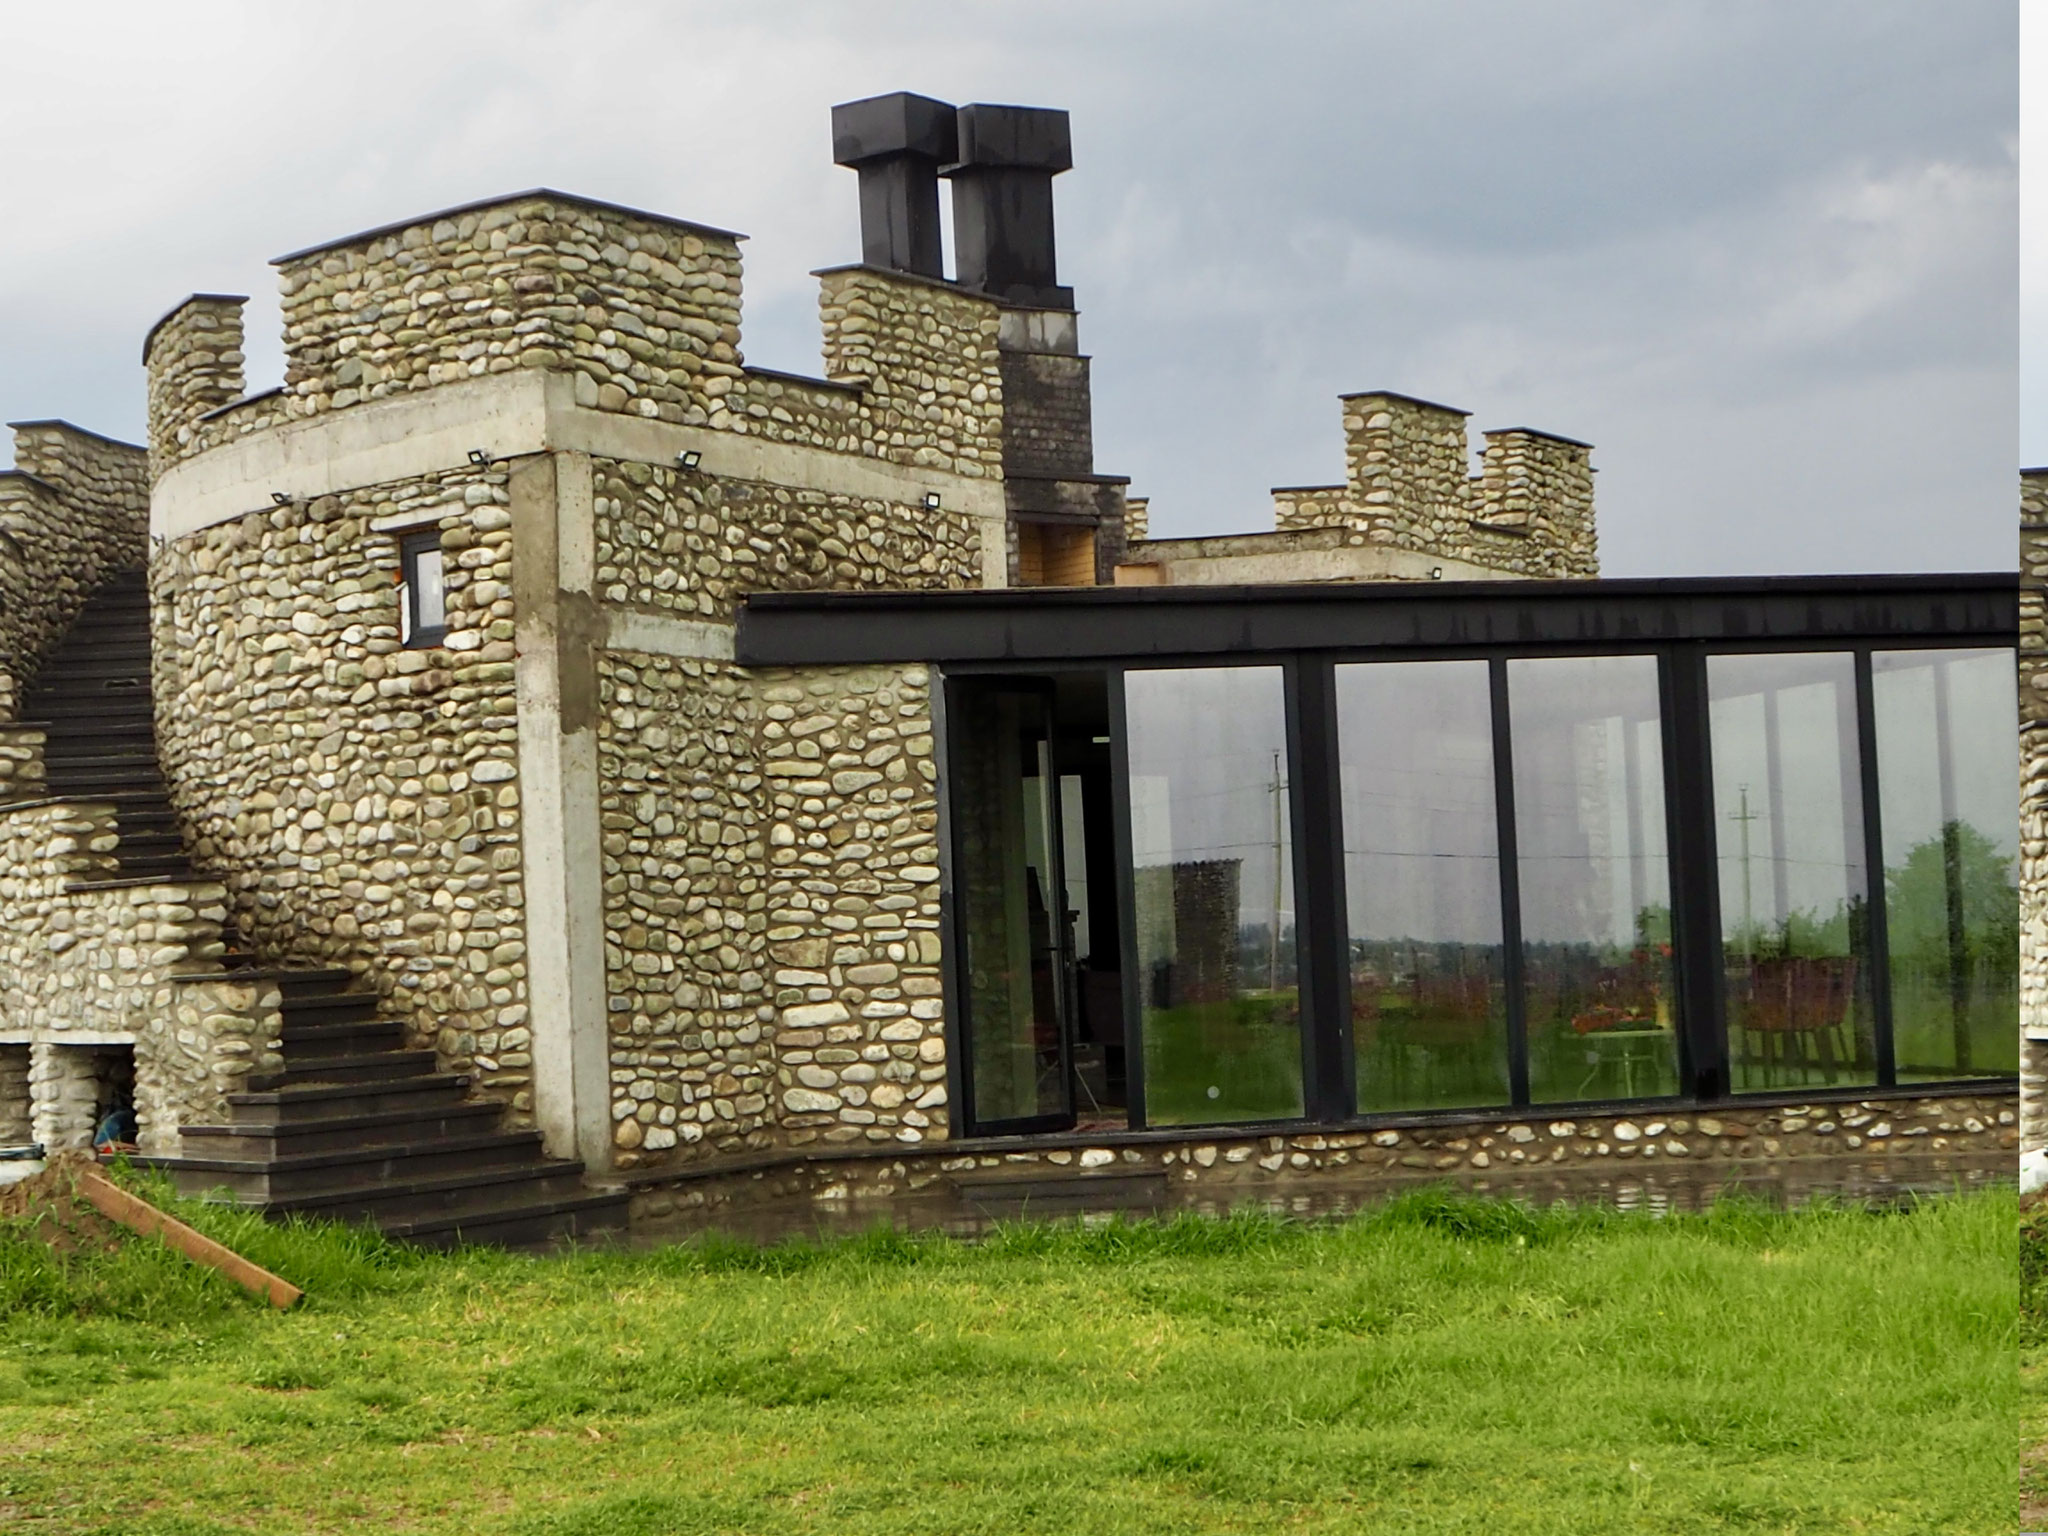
1708 653 1875 1092
1509 656 1678 1102
952 684 1071 1129
1872 648 2019 1079
1125 666 1304 1124
1336 660 1510 1110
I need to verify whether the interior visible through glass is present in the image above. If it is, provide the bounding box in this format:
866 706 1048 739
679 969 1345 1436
1508 655 1678 1102
1336 659 1510 1111
1872 648 2019 1080
1708 652 1875 1092
951 685 1071 1128
1126 666 1305 1125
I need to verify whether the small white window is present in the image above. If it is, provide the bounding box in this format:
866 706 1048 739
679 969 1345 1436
400 532 449 648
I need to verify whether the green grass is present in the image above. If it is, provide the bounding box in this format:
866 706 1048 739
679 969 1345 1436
0 1174 2017 1535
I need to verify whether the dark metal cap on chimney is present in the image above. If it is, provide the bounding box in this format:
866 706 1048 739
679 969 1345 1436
831 92 958 279
944 103 1074 310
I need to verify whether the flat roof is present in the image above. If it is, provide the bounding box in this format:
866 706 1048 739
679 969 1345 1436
271 189 746 265
736 572 2018 667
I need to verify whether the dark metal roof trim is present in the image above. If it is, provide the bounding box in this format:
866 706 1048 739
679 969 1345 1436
271 189 746 265
736 573 2019 667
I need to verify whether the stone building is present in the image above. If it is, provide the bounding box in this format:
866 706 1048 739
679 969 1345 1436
0 93 2017 1242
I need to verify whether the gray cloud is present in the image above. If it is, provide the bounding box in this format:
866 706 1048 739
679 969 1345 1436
0 0 2017 575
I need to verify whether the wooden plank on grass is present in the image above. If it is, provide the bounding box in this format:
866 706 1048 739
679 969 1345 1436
74 1170 303 1309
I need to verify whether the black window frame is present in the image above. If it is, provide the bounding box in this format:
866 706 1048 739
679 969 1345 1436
399 530 449 650
753 577 2019 1135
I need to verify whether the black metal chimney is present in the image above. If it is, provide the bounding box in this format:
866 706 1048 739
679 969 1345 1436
830 92 958 279
944 104 1074 311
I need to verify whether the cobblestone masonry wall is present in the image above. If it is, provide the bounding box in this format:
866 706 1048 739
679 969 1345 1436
2023 469 2047 1150
1267 394 1596 578
0 423 148 718
598 658 945 1172
149 469 533 1108
0 799 267 1153
0 725 45 802
262 196 1004 481
143 295 250 478
629 1093 2016 1227
594 459 982 623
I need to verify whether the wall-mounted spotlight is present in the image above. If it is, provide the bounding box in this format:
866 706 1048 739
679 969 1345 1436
467 449 494 468
270 492 292 506
1428 566 1444 580
922 492 942 510
676 449 703 470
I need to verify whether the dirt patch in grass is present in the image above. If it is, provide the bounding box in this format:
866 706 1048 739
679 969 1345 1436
0 1154 123 1255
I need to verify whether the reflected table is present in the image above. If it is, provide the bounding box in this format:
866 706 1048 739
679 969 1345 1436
1574 1027 1671 1099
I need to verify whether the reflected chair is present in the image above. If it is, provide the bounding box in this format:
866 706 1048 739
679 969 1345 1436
1735 955 1858 1086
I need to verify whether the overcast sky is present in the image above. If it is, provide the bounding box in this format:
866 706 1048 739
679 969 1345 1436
0 1 2020 576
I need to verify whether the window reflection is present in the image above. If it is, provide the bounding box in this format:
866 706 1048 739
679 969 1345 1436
1873 649 2019 1080
1125 666 1304 1125
1336 660 1509 1110
1707 653 1874 1091
1508 656 1678 1102
952 685 1071 1128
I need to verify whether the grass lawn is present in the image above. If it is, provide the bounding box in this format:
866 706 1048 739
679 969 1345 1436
0 1176 2016 1535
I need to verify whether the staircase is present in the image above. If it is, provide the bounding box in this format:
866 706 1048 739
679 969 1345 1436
22 570 630 1249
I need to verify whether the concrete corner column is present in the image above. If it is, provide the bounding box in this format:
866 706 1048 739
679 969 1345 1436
512 451 613 1170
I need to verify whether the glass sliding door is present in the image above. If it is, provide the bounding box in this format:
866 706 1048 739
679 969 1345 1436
1508 656 1679 1103
1335 660 1510 1111
1706 653 1875 1092
1872 648 2019 1079
1124 666 1305 1125
950 680 1074 1133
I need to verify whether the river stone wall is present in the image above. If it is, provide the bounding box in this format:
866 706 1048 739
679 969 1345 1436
2023 469 2047 1151
1262 393 1596 578
593 458 982 624
149 467 532 1108
597 656 945 1172
0 423 149 719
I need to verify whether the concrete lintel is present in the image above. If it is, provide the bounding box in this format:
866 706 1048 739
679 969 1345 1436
604 609 737 662
152 369 1011 548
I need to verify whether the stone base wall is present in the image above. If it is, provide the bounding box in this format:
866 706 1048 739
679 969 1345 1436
2022 473 2046 1154
2025 1037 2048 1154
627 1092 2017 1233
150 470 530 1106
0 726 45 801
0 799 263 1154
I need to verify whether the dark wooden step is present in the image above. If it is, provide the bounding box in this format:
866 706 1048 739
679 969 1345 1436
161 1130 555 1199
183 1101 508 1158
247 1048 440 1091
385 1190 631 1251
278 992 384 1024
279 1018 408 1057
224 1072 473 1121
260 1162 598 1226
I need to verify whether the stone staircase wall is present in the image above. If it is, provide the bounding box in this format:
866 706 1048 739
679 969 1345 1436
0 796 268 1152
0 423 148 720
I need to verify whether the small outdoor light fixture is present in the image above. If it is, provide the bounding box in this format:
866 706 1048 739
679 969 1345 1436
269 492 292 506
922 491 942 510
467 448 493 469
1429 566 1444 580
676 449 703 470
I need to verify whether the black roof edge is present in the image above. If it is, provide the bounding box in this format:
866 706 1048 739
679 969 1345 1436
810 262 984 300
4 420 146 452
271 189 746 265
743 570 2019 611
742 364 862 393
141 293 248 365
1483 426 1595 451
1336 389 1470 416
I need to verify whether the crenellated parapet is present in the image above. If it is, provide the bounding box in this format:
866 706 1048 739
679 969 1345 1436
0 421 148 718
143 294 250 479
1279 392 1596 578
